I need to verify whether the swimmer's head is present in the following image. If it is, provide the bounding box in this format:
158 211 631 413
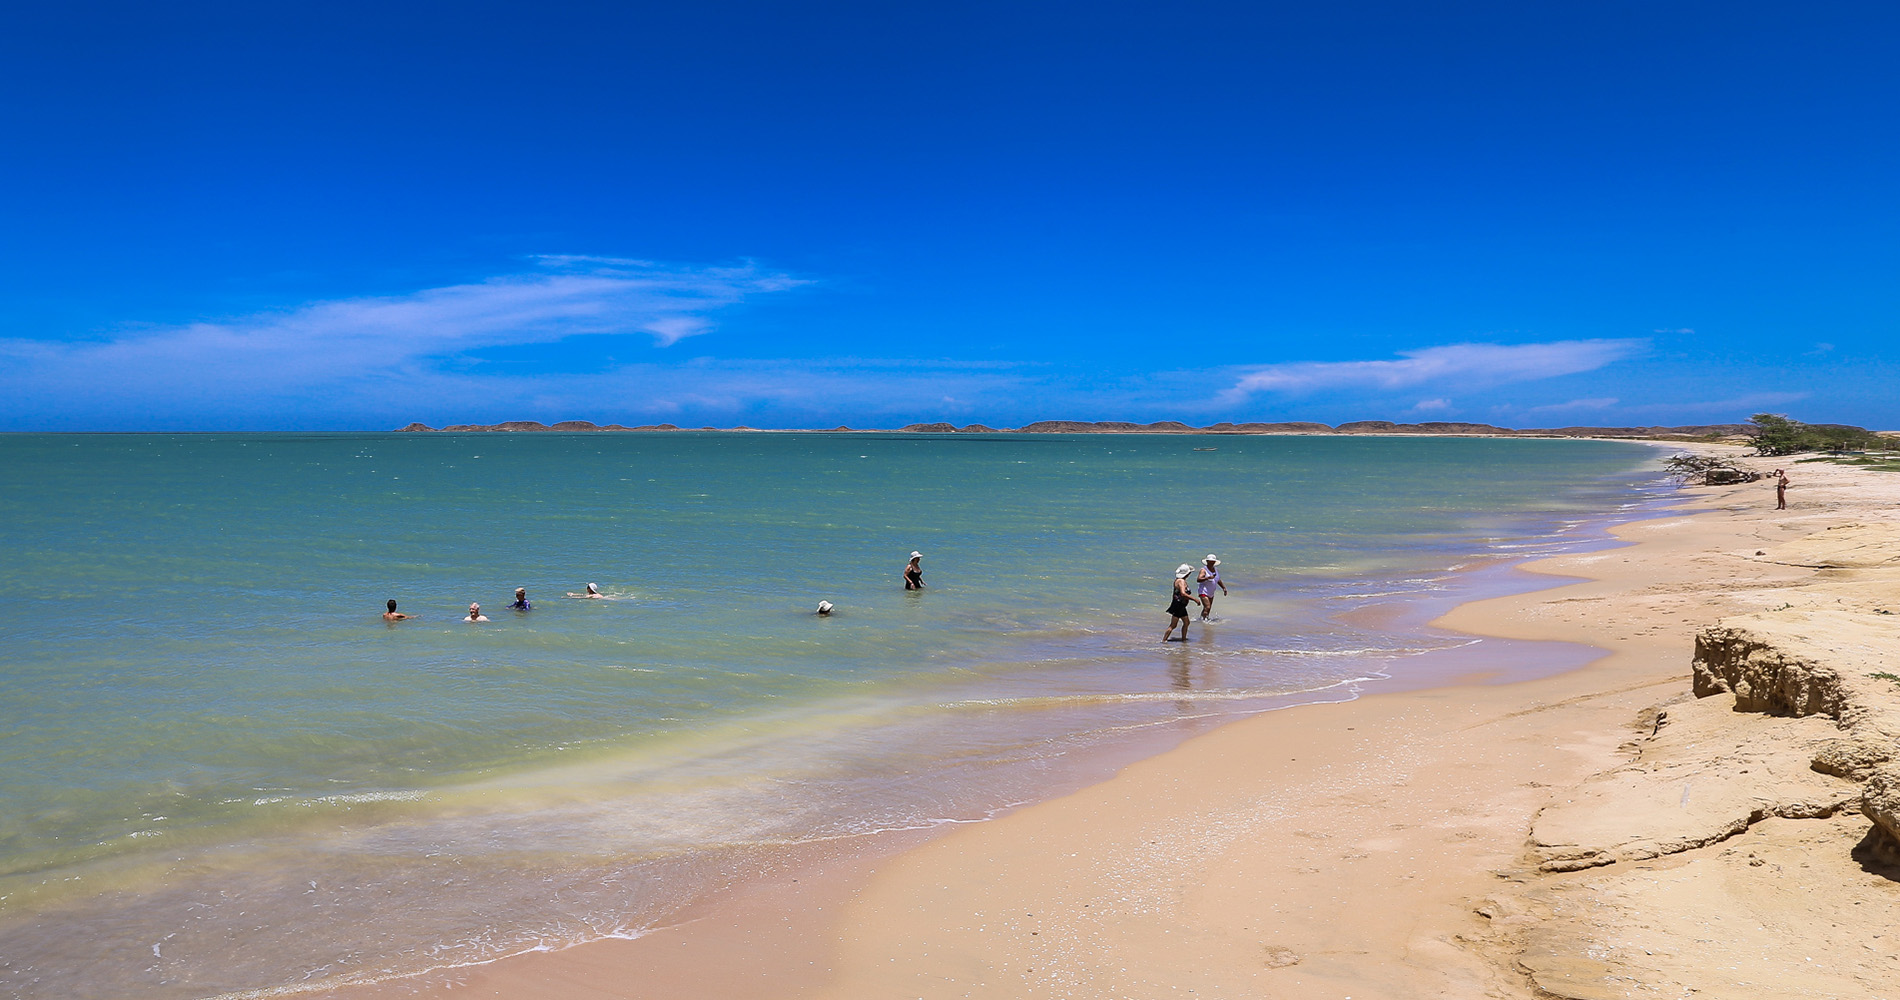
515 587 526 597
586 583 599 594
817 600 834 615
387 599 398 612
469 603 480 612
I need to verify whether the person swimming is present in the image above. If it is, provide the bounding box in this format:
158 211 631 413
903 551 924 590
382 599 410 621
816 600 834 616
565 583 604 599
464 603 489 622
509 587 531 611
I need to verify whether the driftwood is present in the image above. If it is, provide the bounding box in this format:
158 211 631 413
1664 454 1763 486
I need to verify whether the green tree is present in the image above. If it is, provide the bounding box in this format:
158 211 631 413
1750 413 1886 456
1749 413 1806 455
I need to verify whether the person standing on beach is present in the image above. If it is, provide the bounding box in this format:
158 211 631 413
509 587 531 611
1164 564 1195 641
382 599 410 621
1196 554 1227 622
1775 469 1789 510
904 551 925 590
464 603 489 622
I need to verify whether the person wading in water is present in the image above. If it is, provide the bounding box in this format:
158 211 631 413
1196 554 1227 622
1164 564 1195 641
903 551 925 590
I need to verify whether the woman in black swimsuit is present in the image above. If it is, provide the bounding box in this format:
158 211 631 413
1164 564 1194 641
904 551 924 590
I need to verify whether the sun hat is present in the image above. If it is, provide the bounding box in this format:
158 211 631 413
910 551 923 559
817 600 834 613
586 583 599 592
1205 554 1219 564
1176 564 1193 578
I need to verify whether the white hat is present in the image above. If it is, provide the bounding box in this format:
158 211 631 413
1176 564 1193 578
1205 554 1220 564
817 600 834 613
910 551 923 559
586 582 599 593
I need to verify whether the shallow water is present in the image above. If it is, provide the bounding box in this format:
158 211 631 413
0 431 1666 998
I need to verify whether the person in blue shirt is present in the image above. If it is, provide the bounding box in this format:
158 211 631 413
510 587 531 611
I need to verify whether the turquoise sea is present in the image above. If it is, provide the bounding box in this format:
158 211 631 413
0 432 1667 998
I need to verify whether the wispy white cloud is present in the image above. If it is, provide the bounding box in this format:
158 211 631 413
1523 396 1620 416
1612 392 1810 418
1409 397 1453 413
0 258 806 422
1219 339 1646 402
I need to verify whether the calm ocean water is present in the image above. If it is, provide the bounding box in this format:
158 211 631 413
0 431 1665 998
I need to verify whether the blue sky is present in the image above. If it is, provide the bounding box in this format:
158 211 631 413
1 1 1894 430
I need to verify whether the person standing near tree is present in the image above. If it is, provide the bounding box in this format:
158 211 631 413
1775 469 1789 510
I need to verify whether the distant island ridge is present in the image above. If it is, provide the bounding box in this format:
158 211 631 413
394 419 1781 440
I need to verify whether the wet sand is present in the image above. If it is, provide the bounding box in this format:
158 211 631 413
326 453 1900 999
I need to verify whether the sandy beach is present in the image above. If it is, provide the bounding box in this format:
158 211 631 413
332 451 1900 1000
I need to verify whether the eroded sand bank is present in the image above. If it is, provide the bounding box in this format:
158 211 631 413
331 453 1900 1000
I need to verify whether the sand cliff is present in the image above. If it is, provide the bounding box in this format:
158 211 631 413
1466 463 1900 999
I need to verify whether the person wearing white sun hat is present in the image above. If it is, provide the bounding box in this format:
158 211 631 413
1164 564 1195 641
1196 554 1227 622
903 551 924 590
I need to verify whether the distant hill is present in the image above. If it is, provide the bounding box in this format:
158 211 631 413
397 419 1763 440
